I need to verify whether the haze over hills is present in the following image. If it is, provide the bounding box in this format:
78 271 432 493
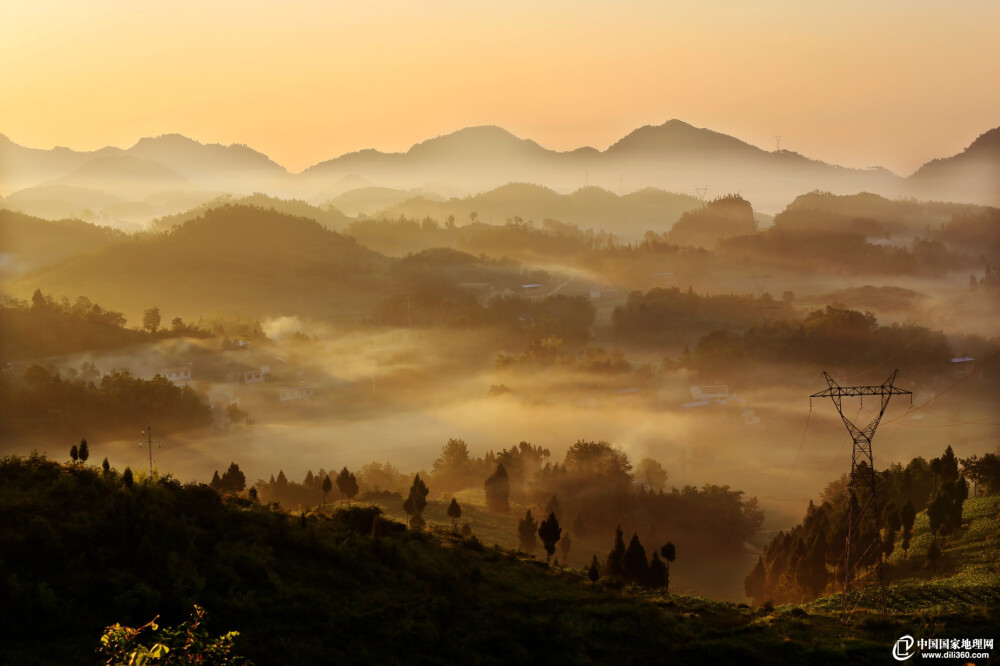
4 121 998 223
908 127 1000 206
11 206 392 321
370 183 702 238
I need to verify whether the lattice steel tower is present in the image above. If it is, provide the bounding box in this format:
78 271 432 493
811 370 911 618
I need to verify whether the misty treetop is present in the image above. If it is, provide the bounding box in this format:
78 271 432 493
0 364 211 440
0 289 210 360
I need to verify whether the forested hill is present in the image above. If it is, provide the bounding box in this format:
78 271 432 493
3 453 997 665
13 205 393 321
0 209 126 277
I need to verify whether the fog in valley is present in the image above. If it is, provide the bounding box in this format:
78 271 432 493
2 120 999 603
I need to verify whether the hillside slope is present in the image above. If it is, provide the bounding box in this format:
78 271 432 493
13 205 391 321
1 454 996 665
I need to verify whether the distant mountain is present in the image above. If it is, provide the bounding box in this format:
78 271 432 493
13 205 391 321
5 121 997 218
148 193 351 232
0 133 292 199
300 121 908 212
375 183 701 238
51 154 192 199
908 128 1000 206
606 119 761 157
127 133 291 193
324 186 445 217
3 184 124 222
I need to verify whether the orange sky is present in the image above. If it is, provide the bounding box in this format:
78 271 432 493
2 0 998 175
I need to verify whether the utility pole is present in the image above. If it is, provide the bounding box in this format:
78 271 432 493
775 135 782 152
811 370 911 619
138 426 160 476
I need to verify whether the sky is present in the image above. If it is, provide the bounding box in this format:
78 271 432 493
2 0 998 175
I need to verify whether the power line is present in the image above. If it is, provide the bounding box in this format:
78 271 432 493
810 370 911 619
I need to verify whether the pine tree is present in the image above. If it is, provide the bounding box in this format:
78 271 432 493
605 524 626 578
622 533 649 584
538 511 562 562
304 470 315 486
447 498 462 531
403 474 429 528
926 539 942 569
900 499 916 556
123 467 134 488
745 556 767 603
336 467 359 503
484 464 510 514
544 495 561 522
222 462 246 492
78 439 89 463
559 532 572 561
70 445 79 463
518 509 538 554
322 475 332 504
587 555 600 583
101 457 110 476
648 551 667 588
210 470 222 490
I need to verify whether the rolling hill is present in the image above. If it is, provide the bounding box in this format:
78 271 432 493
373 183 702 238
908 127 1000 206
0 210 127 277
12 205 392 322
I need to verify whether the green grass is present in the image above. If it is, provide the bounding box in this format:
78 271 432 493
805 495 1000 616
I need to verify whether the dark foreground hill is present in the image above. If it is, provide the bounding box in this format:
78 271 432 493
1 454 997 665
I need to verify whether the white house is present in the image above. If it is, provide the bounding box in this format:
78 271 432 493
161 365 192 385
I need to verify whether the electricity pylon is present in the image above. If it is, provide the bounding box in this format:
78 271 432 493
810 370 911 618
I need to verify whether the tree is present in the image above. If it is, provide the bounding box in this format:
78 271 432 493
484 463 510 514
745 556 767 603
222 462 246 493
926 539 942 569
336 467 359 502
123 466 134 488
142 307 161 333
433 438 472 486
635 458 668 491
102 457 110 475
622 533 649 584
322 475 332 504
900 499 916 556
70 444 79 463
518 509 538 554
559 532 572 561
648 551 668 588
210 470 222 490
403 474 429 528
447 498 462 531
78 439 89 463
587 555 600 583
544 495 561 522
660 542 676 563
605 524 626 578
538 511 562 562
